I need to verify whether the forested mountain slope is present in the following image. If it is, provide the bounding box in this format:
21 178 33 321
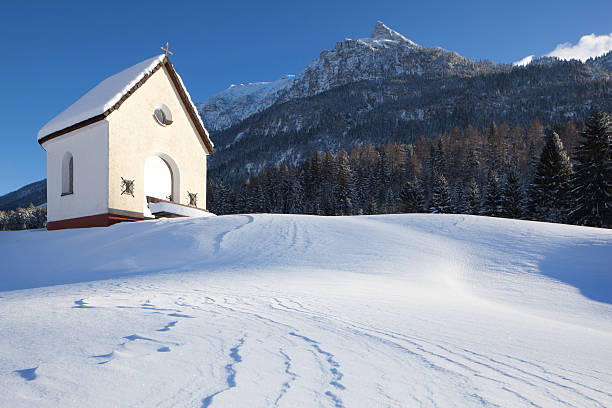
197 23 611 186
207 61 610 186
0 179 46 211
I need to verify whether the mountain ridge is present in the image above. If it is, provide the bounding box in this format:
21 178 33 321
197 22 506 133
196 22 611 186
198 23 612 135
0 179 46 211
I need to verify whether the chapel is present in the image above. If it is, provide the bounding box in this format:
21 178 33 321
38 50 214 230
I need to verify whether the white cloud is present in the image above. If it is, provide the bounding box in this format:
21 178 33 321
513 55 534 66
546 33 612 61
513 32 612 66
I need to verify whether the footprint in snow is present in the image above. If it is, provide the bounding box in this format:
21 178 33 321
123 334 180 346
201 336 246 408
157 321 178 332
73 299 95 308
91 352 114 364
124 334 158 342
14 367 38 381
289 332 346 407
168 312 194 318
274 349 299 406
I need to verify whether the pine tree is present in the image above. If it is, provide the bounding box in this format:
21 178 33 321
264 167 281 213
257 169 272 212
216 179 235 215
432 137 446 176
236 180 252 213
453 182 466 214
501 169 524 219
0 210 7 231
526 140 541 183
377 151 392 211
336 150 355 215
320 152 338 215
254 183 266 213
569 110 611 227
302 158 315 214
466 150 480 182
483 169 503 216
284 169 304 214
429 173 452 213
399 177 424 213
362 195 374 215
527 131 573 222
485 122 501 171
466 178 481 215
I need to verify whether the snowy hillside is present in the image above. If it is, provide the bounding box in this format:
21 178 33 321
1 214 611 407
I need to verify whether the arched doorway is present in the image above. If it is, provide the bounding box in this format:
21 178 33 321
144 154 181 217
145 155 173 201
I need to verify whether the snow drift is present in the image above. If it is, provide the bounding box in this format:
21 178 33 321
0 214 611 407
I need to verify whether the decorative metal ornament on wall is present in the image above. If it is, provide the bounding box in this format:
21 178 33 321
188 191 198 207
121 177 135 197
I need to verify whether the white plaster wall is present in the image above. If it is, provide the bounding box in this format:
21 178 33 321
43 121 109 222
107 65 209 216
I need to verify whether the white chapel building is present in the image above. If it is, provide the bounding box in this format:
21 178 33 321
38 54 214 230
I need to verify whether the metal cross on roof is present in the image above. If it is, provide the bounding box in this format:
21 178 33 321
161 42 173 57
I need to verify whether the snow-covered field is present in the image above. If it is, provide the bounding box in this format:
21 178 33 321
1 214 611 407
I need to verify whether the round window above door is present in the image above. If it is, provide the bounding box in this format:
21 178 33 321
153 104 173 126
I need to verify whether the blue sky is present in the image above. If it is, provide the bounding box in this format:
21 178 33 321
1 0 611 195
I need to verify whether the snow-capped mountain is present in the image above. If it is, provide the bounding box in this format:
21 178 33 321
197 22 498 132
194 22 610 187
282 21 491 100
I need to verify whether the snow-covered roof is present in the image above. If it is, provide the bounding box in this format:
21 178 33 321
38 55 214 152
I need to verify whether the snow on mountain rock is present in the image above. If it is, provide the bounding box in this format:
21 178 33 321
196 75 295 132
0 214 611 407
512 54 535 67
197 22 489 131
197 23 612 134
369 20 417 44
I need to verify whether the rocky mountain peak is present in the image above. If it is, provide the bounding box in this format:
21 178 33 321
198 21 491 132
370 21 417 45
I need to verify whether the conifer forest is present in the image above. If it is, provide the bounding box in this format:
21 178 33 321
208 111 611 228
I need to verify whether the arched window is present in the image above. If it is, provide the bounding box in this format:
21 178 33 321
61 152 73 196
